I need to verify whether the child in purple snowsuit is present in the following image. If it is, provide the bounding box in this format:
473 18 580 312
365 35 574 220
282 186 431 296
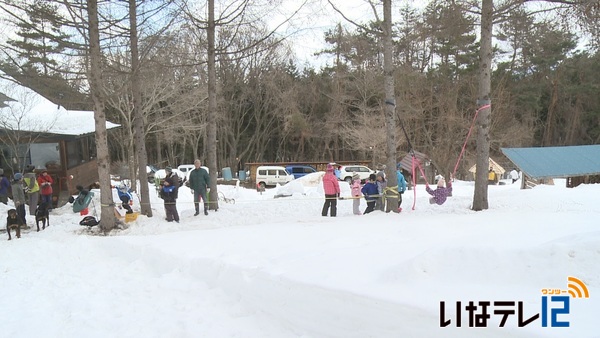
426 177 452 205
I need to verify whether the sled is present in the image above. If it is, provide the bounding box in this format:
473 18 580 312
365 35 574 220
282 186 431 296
73 191 94 213
114 206 139 223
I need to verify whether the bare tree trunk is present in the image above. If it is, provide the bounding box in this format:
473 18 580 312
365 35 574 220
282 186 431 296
543 77 559 146
472 0 493 211
207 0 219 210
129 0 152 216
155 133 162 166
87 0 116 230
382 0 398 212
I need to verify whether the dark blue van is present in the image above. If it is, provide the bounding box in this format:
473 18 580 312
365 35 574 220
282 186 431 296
285 165 317 179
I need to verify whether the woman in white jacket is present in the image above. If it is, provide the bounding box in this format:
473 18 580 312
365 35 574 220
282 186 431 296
351 173 361 215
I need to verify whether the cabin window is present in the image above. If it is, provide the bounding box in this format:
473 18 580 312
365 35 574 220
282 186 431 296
30 143 61 170
66 139 83 169
66 136 96 169
0 143 60 171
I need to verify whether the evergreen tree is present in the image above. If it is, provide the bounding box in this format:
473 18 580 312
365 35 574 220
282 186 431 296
6 0 72 76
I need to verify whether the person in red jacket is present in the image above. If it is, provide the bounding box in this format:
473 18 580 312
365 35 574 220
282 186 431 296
37 169 54 210
322 164 341 217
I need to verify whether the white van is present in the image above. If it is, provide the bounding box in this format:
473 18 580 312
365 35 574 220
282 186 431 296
178 164 209 182
177 164 195 175
256 166 294 188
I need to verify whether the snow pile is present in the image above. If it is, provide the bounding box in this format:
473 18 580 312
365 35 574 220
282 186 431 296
1 178 598 338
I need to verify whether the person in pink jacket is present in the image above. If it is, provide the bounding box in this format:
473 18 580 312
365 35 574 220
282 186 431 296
351 173 361 215
322 164 341 217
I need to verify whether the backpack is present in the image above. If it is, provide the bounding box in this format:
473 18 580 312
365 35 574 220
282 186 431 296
79 216 98 227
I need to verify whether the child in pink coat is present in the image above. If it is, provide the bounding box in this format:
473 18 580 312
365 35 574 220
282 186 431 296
351 173 361 215
322 164 341 217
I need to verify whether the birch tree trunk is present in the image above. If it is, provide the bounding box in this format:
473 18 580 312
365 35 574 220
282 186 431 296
382 0 398 213
207 0 219 210
472 0 493 211
129 0 152 216
86 0 116 230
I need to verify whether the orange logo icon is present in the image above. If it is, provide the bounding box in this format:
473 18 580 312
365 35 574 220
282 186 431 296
567 276 589 299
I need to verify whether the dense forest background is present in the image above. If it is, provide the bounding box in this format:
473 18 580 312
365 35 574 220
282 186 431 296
1 0 598 179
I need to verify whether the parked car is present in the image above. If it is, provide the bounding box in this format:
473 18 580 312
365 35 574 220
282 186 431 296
338 165 375 183
285 165 317 179
179 164 210 187
256 165 294 188
177 164 195 176
146 164 158 183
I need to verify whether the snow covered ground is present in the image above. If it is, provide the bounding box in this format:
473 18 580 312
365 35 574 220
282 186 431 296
1 174 598 338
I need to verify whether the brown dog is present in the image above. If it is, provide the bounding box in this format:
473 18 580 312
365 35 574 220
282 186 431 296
7 209 23 240
35 202 50 231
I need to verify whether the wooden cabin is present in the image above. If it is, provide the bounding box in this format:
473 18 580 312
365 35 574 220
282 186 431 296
0 74 119 206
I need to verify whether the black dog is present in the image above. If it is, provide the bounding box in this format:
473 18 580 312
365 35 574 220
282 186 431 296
7 209 22 240
35 202 50 231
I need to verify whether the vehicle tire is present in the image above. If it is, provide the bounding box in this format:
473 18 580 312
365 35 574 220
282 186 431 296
258 182 266 190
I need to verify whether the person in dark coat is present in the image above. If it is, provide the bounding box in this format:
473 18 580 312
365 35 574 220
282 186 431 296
160 167 179 222
361 173 378 214
426 176 453 205
0 169 10 205
11 173 27 225
188 159 210 216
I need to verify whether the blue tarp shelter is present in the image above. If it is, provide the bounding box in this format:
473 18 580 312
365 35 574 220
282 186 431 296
501 145 600 179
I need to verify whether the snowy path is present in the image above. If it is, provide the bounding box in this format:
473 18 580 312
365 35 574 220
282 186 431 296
1 234 289 337
2 179 598 337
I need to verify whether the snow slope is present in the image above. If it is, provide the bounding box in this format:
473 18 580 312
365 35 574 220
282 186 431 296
1 176 598 338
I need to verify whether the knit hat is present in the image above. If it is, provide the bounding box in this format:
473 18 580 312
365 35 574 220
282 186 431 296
352 173 359 180
14 172 23 180
396 163 402 169
165 166 172 172
376 171 385 179
437 178 446 187
369 173 376 181
326 164 333 172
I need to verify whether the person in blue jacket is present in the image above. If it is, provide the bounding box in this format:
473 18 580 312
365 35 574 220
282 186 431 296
361 173 379 214
115 182 134 214
396 164 408 212
160 167 179 222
